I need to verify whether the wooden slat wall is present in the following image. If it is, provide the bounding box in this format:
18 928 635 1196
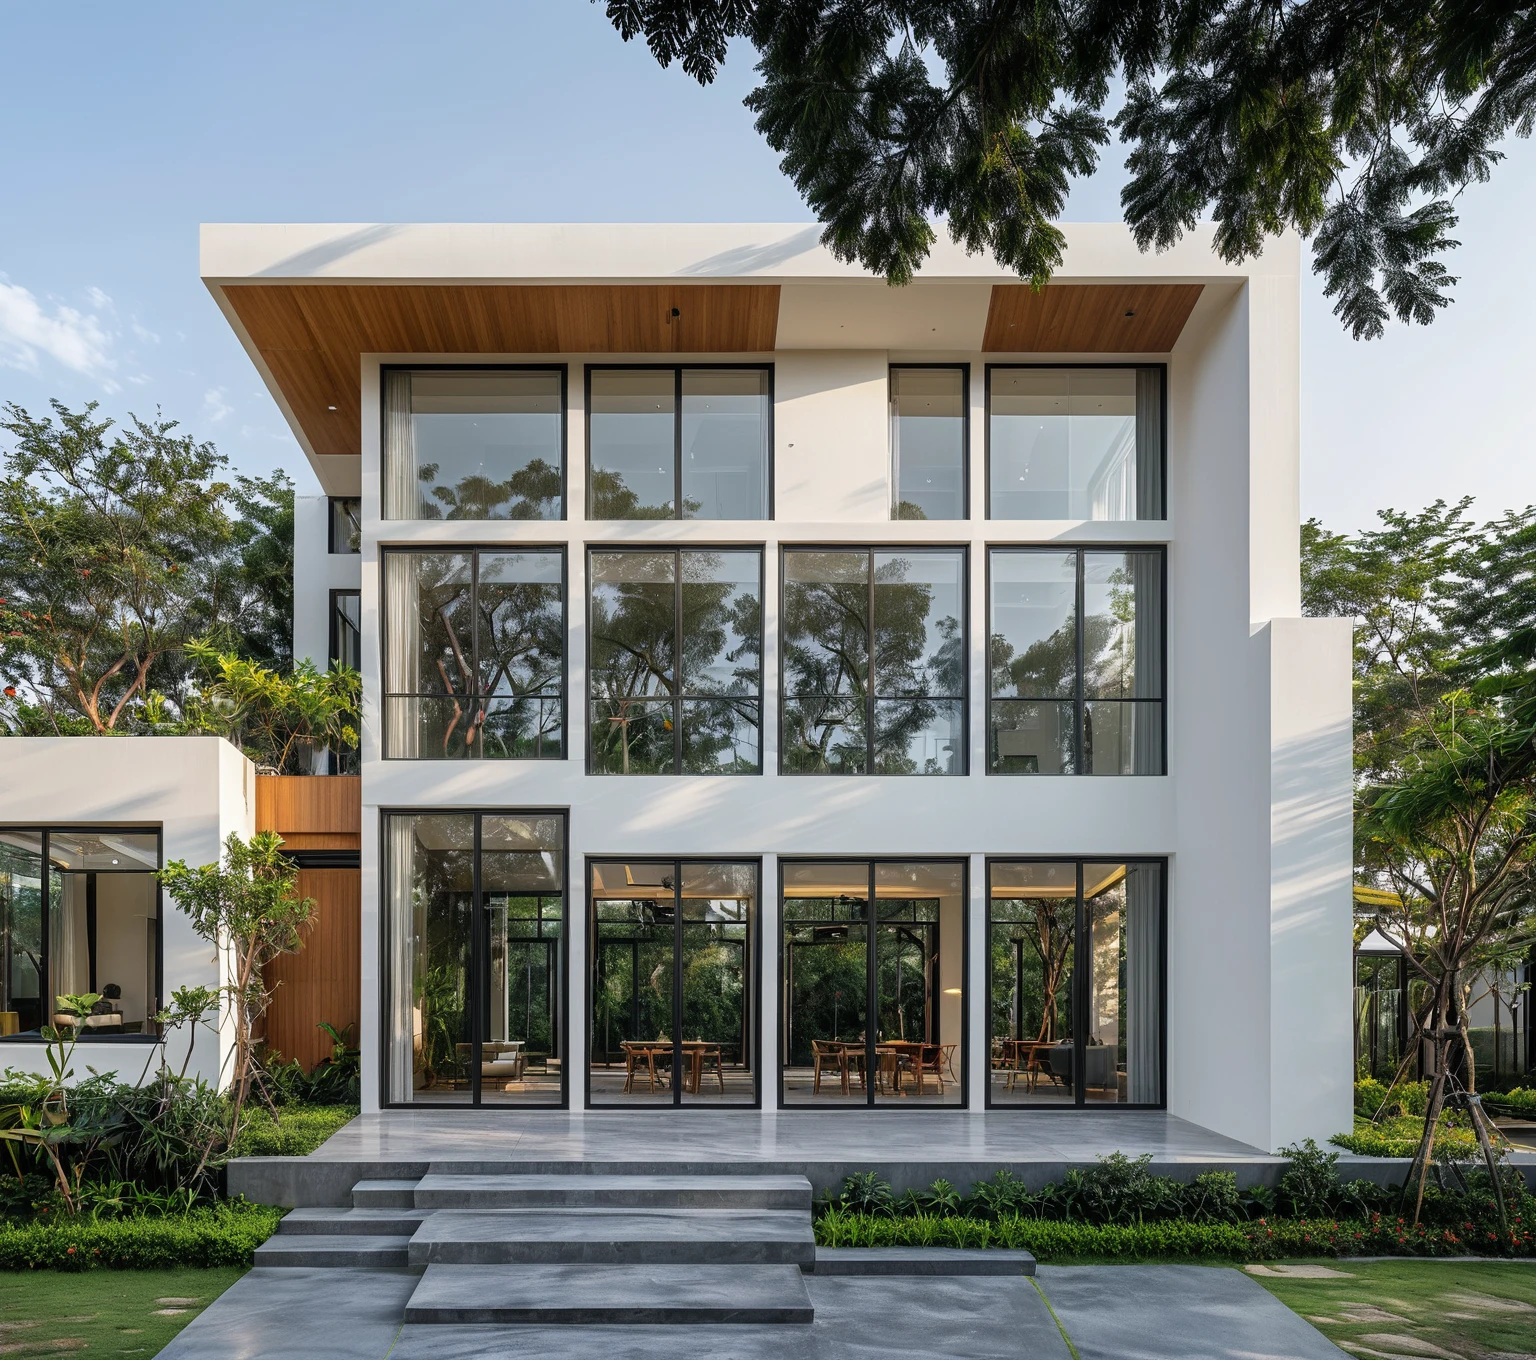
256 776 361 1072
982 283 1204 352
264 869 361 1073
225 282 782 458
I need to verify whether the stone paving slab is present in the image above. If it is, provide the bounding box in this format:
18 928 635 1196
413 1173 812 1209
813 1245 1035 1275
254 1233 412 1267
1037 1264 1348 1360
403 1262 814 1324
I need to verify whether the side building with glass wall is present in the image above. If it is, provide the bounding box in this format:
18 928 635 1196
206 221 1354 1152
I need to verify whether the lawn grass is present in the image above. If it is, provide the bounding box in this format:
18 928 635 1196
1250 1258 1536 1358
0 1266 244 1355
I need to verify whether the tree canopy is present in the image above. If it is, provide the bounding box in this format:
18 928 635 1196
601 0 1536 337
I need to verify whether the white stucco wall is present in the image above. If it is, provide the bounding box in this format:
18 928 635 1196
293 493 361 671
0 737 254 1088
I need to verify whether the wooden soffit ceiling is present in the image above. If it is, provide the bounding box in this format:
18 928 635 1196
222 283 782 457
983 283 1203 353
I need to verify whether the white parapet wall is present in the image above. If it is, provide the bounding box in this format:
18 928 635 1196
0 736 254 1088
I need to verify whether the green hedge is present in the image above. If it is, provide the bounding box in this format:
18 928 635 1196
814 1209 1536 1260
232 1104 357 1157
0 1202 283 1271
1331 1115 1478 1158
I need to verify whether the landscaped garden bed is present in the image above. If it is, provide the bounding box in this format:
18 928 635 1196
812 1144 1535 1262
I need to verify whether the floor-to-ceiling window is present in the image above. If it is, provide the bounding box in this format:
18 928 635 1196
384 810 566 1106
781 547 967 775
586 859 759 1106
780 860 966 1107
0 829 161 1041
987 859 1164 1107
890 365 968 521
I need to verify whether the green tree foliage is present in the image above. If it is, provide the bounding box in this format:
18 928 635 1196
602 1 1536 335
1301 501 1536 1214
418 457 562 521
157 833 315 1149
225 472 295 670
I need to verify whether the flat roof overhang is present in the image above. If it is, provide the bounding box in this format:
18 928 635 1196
201 222 1287 472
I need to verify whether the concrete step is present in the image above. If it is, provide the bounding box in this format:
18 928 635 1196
813 1246 1036 1276
407 1208 816 1267
254 1234 413 1268
351 1178 421 1208
411 1173 812 1211
403 1262 814 1325
277 1207 431 1236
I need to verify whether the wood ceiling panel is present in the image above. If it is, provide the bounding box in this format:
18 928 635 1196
983 283 1204 353
222 283 781 457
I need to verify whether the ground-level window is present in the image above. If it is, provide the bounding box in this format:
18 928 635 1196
987 859 1165 1108
383 811 566 1107
0 829 161 1041
586 859 759 1107
382 547 565 760
780 860 966 1107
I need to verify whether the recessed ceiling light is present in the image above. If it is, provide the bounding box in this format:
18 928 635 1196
327 404 338 411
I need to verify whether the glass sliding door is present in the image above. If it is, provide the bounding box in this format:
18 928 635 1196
384 811 567 1106
587 859 758 1106
781 860 966 1107
988 859 1164 1107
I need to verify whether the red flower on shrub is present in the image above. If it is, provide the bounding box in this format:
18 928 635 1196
66 1247 75 1255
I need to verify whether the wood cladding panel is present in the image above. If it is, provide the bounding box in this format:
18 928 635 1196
224 283 782 457
255 775 361 842
263 868 360 1073
983 283 1203 353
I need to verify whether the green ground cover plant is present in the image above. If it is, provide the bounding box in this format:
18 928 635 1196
814 1148 1536 1261
232 1103 356 1157
0 1265 244 1354
1251 1258 1536 1359
0 1201 280 1270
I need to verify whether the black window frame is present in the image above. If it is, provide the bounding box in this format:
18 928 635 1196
584 363 775 521
584 855 763 1110
986 544 1167 776
984 855 1167 1111
984 363 1168 522
380 544 569 762
379 806 570 1110
0 826 164 1045
329 589 361 673
776 855 970 1111
585 544 766 777
328 497 362 554
888 362 971 522
779 544 971 777
379 363 570 523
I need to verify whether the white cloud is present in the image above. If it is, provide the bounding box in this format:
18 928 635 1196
202 387 233 424
0 277 115 377
131 320 159 344
85 285 114 311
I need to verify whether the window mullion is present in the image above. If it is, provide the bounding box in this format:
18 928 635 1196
1075 551 1085 776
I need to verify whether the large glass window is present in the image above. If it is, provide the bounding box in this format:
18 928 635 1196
588 859 758 1106
989 547 1164 775
781 860 966 1107
782 548 966 775
891 366 967 521
328 497 361 553
988 367 1164 520
588 367 770 519
384 811 565 1106
988 860 1164 1107
588 548 763 775
383 548 565 760
383 368 565 521
0 829 161 1042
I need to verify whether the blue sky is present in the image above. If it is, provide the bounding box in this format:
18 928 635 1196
2 1 1533 531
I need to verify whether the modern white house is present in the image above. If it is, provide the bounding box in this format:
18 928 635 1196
0 221 1353 1155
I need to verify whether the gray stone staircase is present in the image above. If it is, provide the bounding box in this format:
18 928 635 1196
254 1170 1033 1327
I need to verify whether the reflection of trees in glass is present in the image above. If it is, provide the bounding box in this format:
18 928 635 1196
783 552 962 773
0 846 43 1024
589 550 761 774
877 919 934 1042
681 929 747 1048
784 925 867 1065
991 898 1074 1044
589 467 699 520
413 852 471 1086
1084 564 1136 696
498 895 560 1054
416 457 562 521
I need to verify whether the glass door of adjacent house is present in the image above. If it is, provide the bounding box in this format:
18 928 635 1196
384 811 566 1106
780 860 966 1107
587 859 758 1106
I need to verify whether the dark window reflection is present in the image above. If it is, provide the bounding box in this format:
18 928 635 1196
782 548 966 775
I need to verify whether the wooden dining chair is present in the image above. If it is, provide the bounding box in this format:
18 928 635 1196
811 1039 846 1095
700 1045 726 1094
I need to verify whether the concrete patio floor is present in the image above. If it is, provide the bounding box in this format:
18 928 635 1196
155 1263 1347 1359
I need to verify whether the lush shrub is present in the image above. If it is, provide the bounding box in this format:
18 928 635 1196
262 1022 361 1107
232 1103 356 1157
1482 1087 1536 1118
0 1202 281 1271
1354 1079 1431 1119
1332 1115 1479 1159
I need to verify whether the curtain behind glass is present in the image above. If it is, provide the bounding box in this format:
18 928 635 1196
1132 550 1163 774
383 553 421 758
1134 369 1163 520
383 371 416 521
386 816 418 1102
1125 863 1162 1104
